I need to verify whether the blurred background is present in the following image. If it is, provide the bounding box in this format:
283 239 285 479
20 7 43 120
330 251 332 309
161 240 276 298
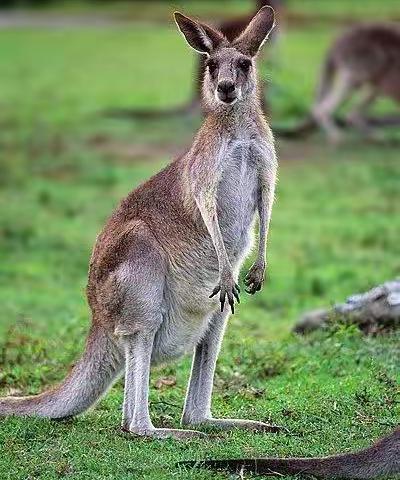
0 2 399 479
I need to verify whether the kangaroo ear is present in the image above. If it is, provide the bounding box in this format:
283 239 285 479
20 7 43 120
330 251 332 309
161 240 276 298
174 12 225 55
233 6 275 57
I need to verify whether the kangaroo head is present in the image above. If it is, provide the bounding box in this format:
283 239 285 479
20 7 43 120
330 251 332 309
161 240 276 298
174 6 275 109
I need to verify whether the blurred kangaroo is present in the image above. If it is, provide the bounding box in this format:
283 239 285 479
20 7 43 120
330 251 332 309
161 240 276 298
313 23 400 143
183 427 400 479
0 7 278 439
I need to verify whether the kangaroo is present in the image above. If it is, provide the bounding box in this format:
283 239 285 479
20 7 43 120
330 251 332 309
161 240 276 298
183 427 400 478
313 23 400 143
0 7 278 440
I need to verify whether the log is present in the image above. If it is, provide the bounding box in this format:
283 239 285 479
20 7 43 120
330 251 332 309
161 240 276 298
294 279 400 335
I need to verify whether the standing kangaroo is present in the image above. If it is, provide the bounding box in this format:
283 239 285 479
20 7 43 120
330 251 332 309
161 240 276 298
0 7 278 440
313 23 400 143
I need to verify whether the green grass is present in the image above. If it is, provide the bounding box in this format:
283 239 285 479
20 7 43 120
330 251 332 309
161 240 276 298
286 0 400 20
0 2 400 479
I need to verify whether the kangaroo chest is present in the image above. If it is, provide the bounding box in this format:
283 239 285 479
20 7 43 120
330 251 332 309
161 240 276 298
216 139 260 261
152 136 271 364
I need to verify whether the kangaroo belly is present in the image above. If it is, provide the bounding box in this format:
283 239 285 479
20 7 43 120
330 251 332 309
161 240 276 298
151 146 259 365
151 305 213 365
151 239 254 364
151 242 221 364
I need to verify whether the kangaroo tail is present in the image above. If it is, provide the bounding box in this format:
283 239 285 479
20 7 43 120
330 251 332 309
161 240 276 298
315 49 336 102
181 428 400 479
0 325 124 419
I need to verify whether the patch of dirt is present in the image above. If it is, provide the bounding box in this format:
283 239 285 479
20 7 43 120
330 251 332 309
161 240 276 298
0 11 124 29
1 9 397 30
87 134 187 163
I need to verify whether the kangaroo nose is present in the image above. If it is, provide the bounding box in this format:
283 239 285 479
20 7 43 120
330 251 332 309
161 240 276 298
217 80 235 94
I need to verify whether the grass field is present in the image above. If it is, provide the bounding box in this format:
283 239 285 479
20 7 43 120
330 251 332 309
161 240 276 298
0 2 399 479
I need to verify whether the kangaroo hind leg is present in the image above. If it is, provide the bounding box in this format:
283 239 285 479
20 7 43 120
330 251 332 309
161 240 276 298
346 87 380 139
181 310 285 433
313 70 355 144
115 225 205 440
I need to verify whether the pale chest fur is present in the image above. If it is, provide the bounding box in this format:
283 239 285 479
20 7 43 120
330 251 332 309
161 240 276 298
217 131 274 262
151 134 275 364
217 137 261 262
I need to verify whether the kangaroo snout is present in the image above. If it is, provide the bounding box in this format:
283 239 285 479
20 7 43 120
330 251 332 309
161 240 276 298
216 80 237 104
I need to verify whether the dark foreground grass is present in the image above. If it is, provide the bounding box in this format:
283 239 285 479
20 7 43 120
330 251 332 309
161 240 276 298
0 3 399 479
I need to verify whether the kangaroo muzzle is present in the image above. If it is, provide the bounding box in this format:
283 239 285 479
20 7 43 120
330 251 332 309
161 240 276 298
216 80 237 104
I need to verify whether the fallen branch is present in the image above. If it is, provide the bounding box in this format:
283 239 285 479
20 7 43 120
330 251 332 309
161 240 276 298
294 279 400 335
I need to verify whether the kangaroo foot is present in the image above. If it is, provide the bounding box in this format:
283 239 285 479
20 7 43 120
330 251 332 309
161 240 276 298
124 426 208 440
188 418 286 433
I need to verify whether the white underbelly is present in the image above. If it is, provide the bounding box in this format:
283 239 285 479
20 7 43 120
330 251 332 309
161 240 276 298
151 145 260 364
150 231 254 365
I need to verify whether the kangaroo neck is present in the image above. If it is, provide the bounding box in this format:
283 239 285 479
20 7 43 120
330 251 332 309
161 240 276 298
202 99 264 137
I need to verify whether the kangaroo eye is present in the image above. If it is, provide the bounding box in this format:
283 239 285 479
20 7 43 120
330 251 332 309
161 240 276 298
239 59 252 72
207 60 218 75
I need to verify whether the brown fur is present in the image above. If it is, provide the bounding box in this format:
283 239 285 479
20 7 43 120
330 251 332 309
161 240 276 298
87 160 206 325
184 428 400 479
326 23 400 101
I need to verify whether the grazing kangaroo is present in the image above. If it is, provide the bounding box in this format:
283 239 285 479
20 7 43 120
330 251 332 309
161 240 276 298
313 23 400 143
0 7 278 439
183 427 400 479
